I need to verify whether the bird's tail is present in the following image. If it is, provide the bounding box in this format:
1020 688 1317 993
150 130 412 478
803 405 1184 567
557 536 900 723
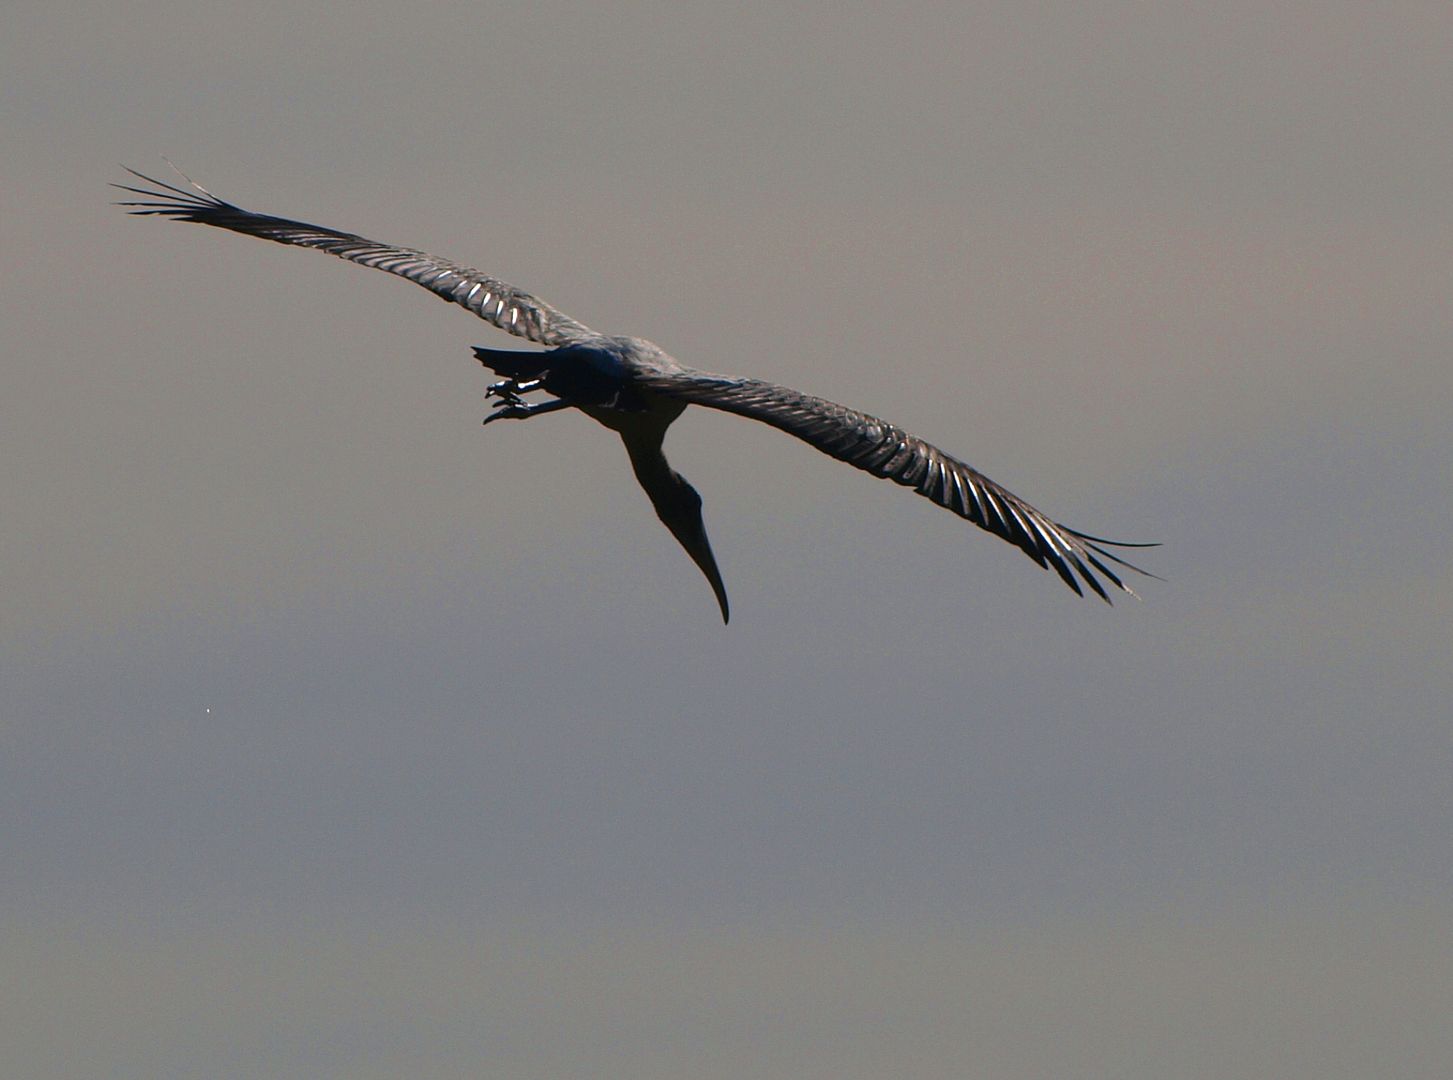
473 346 551 379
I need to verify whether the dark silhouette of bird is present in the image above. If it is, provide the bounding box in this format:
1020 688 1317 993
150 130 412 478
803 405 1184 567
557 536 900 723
116 166 1156 622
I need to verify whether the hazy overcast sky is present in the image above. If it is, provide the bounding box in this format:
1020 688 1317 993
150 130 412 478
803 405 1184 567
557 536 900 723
5 2 1450 1077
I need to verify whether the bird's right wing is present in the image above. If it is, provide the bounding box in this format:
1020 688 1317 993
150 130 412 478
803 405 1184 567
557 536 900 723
114 167 600 348
640 372 1157 601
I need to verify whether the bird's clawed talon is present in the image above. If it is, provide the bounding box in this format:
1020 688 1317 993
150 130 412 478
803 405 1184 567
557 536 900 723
485 377 544 405
486 379 524 405
483 374 561 424
482 400 531 425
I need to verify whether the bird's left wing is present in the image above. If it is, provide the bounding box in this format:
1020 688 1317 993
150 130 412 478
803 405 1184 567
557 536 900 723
640 372 1157 601
114 167 599 347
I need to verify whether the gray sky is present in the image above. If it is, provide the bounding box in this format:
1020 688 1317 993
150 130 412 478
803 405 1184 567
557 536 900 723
4 2 1450 1076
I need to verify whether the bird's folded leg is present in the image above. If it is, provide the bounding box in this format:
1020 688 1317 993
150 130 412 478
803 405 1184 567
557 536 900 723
485 378 534 405
482 396 572 426
490 377 543 395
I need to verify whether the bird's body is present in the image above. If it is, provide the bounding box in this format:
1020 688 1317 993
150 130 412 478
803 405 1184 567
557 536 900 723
116 166 1155 621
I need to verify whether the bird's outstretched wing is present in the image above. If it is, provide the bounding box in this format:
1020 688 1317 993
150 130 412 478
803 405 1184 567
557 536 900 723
641 372 1158 601
114 166 599 347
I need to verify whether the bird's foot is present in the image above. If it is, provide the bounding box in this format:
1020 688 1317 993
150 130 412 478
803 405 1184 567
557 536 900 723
482 395 573 426
485 377 543 406
482 400 534 425
485 379 525 405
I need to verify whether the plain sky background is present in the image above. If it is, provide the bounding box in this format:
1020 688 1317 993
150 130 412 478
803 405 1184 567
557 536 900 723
5 2 1450 1076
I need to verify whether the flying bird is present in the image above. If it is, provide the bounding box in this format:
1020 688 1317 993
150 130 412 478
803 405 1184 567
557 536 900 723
116 166 1156 622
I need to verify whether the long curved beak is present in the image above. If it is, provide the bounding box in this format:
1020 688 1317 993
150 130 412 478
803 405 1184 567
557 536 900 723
657 486 730 624
620 428 731 623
